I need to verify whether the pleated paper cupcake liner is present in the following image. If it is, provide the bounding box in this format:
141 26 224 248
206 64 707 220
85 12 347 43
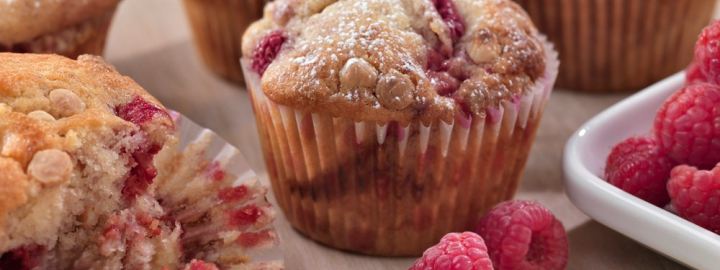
154 113 284 269
182 0 265 85
515 0 715 92
242 38 558 256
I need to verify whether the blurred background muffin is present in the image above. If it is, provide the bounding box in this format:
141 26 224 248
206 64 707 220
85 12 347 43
183 0 267 85
0 0 121 58
514 0 717 92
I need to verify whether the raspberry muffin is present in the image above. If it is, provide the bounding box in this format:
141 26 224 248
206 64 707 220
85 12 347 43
183 0 267 84
241 0 558 255
0 53 281 269
0 0 122 58
514 0 716 92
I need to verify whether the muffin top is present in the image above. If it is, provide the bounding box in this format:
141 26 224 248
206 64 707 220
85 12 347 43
241 0 547 123
0 0 120 44
0 53 173 235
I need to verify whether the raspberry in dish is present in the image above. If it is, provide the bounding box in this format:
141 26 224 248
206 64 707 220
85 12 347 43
604 136 675 206
409 232 493 270
0 53 282 269
476 200 568 270
0 0 120 58
241 0 558 256
667 164 720 234
654 82 720 169
686 62 707 84
692 20 720 85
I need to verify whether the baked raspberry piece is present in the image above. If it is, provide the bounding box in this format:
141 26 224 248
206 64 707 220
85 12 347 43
476 200 568 270
654 83 720 169
693 20 720 84
667 164 720 234
183 259 219 270
604 136 675 206
251 30 287 75
431 0 466 42
409 232 493 270
0 245 43 270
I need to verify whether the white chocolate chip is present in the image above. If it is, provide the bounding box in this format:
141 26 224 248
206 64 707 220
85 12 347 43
376 70 414 110
467 30 499 64
28 110 56 122
49 89 85 117
28 149 73 185
1 133 22 157
340 58 378 90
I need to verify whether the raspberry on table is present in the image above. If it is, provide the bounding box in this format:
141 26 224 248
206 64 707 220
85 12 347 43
251 30 287 75
475 200 568 270
653 83 720 169
604 136 675 206
693 20 720 84
667 164 720 234
409 232 494 270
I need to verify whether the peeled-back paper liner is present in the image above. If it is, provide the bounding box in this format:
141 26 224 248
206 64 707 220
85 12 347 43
241 37 558 255
169 112 284 268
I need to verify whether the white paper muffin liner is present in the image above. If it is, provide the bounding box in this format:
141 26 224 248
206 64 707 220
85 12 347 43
158 113 284 268
242 39 558 256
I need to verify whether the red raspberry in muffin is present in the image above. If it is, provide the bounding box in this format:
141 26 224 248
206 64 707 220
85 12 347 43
409 232 493 270
251 30 287 75
476 200 568 270
667 164 720 234
654 83 720 169
604 136 675 206
431 0 466 43
693 20 720 85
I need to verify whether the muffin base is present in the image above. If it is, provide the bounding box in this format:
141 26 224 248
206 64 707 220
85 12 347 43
0 9 117 58
244 40 558 256
515 0 715 92
182 0 265 85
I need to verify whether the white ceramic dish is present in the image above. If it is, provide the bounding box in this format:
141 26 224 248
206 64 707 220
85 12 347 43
563 72 720 269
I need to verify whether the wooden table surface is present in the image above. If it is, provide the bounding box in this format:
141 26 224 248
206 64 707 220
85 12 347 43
105 1 699 269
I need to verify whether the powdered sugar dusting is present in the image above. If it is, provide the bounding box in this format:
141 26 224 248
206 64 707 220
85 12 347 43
281 0 427 105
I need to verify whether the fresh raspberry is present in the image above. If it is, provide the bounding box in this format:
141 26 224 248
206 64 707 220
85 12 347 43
251 30 287 75
604 136 675 206
409 232 493 270
475 201 568 270
693 20 720 84
667 164 720 233
686 62 707 84
653 83 720 169
431 0 466 43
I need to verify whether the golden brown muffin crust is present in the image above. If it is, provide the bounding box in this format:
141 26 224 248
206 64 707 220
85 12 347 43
0 0 120 44
241 0 547 123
